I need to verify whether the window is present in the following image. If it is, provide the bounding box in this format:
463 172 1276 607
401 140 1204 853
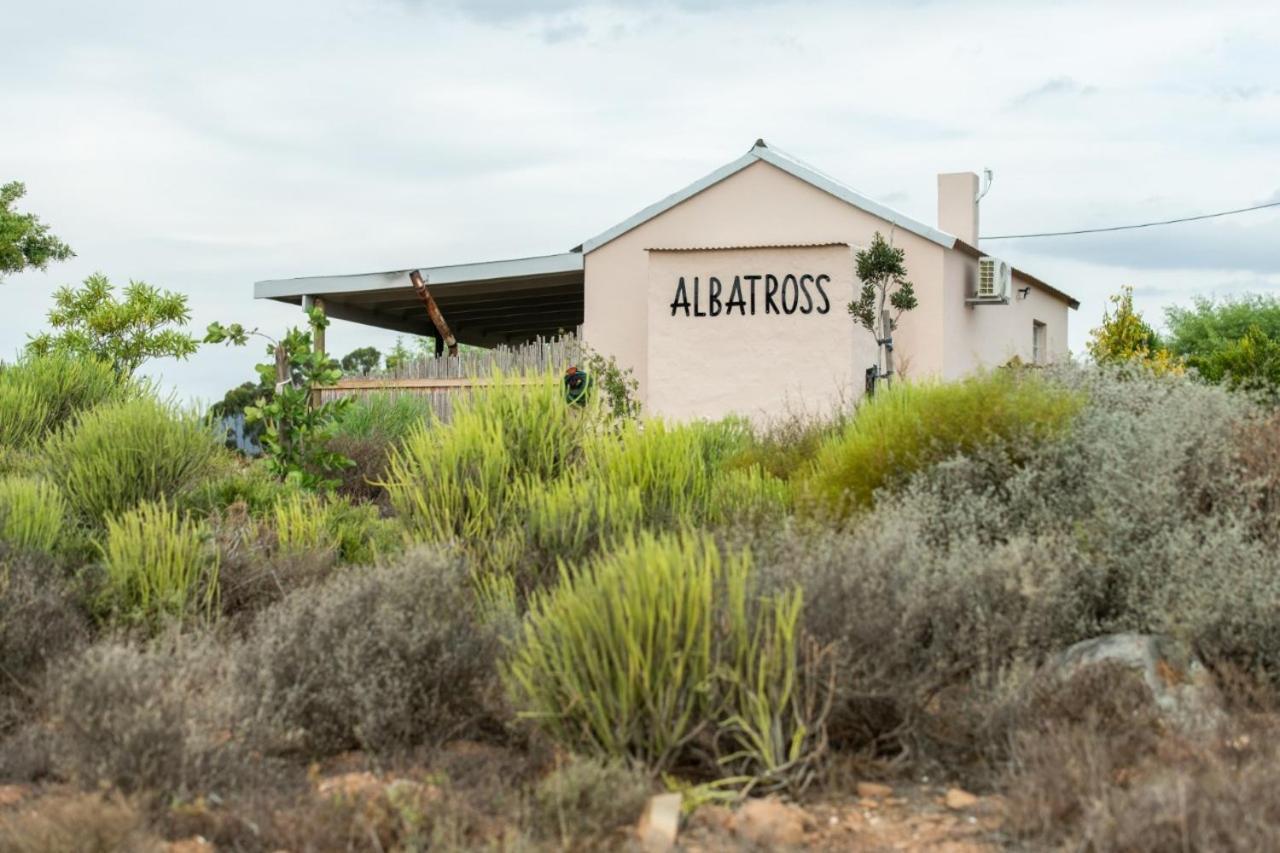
1032 321 1047 365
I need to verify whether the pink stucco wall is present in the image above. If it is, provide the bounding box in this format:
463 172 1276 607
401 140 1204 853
583 159 1071 421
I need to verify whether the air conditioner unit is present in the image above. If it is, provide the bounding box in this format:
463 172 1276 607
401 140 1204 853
977 257 1012 301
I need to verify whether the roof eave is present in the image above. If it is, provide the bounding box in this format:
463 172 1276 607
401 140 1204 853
951 239 1080 310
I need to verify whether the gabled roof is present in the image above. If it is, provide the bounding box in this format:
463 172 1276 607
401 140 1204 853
575 139 956 255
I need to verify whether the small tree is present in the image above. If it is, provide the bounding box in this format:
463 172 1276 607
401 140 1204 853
26 273 198 377
848 231 917 389
341 346 382 377
384 337 413 373
205 308 352 489
0 181 74 279
1087 286 1183 375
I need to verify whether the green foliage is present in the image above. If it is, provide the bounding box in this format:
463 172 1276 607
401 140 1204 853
0 352 125 449
575 343 641 420
99 499 219 627
384 374 590 545
1087 286 1183 374
531 756 652 846
332 392 434 441
0 181 74 278
26 274 198 377
383 336 413 372
803 369 1082 515
1165 295 1280 391
205 309 352 488
506 532 828 792
271 490 401 564
847 231 917 334
0 476 66 554
42 396 223 522
340 346 381 377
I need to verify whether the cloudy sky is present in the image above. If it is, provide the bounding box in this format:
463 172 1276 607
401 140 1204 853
3 0 1278 402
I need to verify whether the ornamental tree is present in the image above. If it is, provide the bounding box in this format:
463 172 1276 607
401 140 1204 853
26 273 199 377
0 181 74 279
1087 286 1183 376
848 231 917 387
205 308 353 489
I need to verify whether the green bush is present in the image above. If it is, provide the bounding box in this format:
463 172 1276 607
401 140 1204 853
506 532 828 792
183 457 300 518
384 375 590 544
802 370 1082 515
42 396 223 522
1166 293 1280 390
530 756 652 846
0 352 125 448
236 548 505 756
100 499 219 627
332 392 435 441
0 475 67 554
271 490 401 564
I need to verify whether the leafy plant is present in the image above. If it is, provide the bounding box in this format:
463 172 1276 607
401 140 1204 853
99 498 219 627
0 352 125 448
0 476 66 554
41 396 223 522
848 231 917 387
802 369 1082 515
26 273 199 377
0 180 73 278
1087 286 1183 375
205 308 353 489
340 346 382 377
505 532 829 792
572 342 641 420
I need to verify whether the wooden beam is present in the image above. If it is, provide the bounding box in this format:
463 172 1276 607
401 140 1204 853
410 270 458 357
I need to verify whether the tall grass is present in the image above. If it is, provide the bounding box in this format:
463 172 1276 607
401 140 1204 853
332 392 435 441
100 499 219 627
0 476 67 554
505 532 828 791
42 396 223 522
0 353 125 448
803 369 1082 515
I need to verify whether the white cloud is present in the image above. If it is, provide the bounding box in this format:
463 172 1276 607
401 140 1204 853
2 0 1278 398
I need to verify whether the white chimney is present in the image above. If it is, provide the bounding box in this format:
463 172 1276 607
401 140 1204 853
938 172 980 247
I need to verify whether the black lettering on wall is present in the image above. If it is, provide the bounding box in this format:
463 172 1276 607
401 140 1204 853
814 274 832 314
726 275 747 315
708 276 723 317
798 274 815 314
693 277 707 317
671 277 691 316
781 274 799 314
745 274 761 315
764 274 780 314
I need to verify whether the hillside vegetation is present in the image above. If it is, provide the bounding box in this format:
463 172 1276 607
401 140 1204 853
2 344 1280 850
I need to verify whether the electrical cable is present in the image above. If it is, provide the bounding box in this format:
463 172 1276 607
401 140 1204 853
981 199 1280 240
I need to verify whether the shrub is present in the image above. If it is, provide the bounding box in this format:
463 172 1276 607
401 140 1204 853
271 490 402 565
0 547 89 733
0 475 66 554
0 791 161 853
99 499 219 628
333 392 435 441
530 755 652 846
49 638 241 796
506 532 829 792
728 410 848 482
236 548 506 756
802 369 1082 515
183 457 301 518
384 375 590 544
1166 293 1280 391
0 352 124 448
42 396 223 522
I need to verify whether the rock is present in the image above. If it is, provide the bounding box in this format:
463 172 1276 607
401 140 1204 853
316 771 383 799
943 788 979 811
731 796 808 848
636 792 682 852
856 781 893 799
1046 634 1222 732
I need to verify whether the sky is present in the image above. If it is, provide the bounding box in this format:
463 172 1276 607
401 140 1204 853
2 0 1278 403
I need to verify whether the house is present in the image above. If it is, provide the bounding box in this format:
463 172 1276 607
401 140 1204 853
256 140 1077 421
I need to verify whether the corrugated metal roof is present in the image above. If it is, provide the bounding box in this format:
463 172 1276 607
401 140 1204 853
576 140 956 254
644 241 849 251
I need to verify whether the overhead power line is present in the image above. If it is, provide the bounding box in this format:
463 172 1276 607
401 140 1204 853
982 198 1280 240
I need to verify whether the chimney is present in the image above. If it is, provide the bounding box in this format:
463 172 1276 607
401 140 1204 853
937 172 980 247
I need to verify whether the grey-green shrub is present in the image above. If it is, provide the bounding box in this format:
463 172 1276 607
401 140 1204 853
236 547 505 756
100 499 219 627
506 532 828 791
530 756 652 846
43 396 223 522
0 476 67 554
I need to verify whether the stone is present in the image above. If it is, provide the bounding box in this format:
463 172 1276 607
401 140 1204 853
1046 634 1222 732
943 788 979 811
856 781 893 799
636 792 682 852
731 796 808 848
